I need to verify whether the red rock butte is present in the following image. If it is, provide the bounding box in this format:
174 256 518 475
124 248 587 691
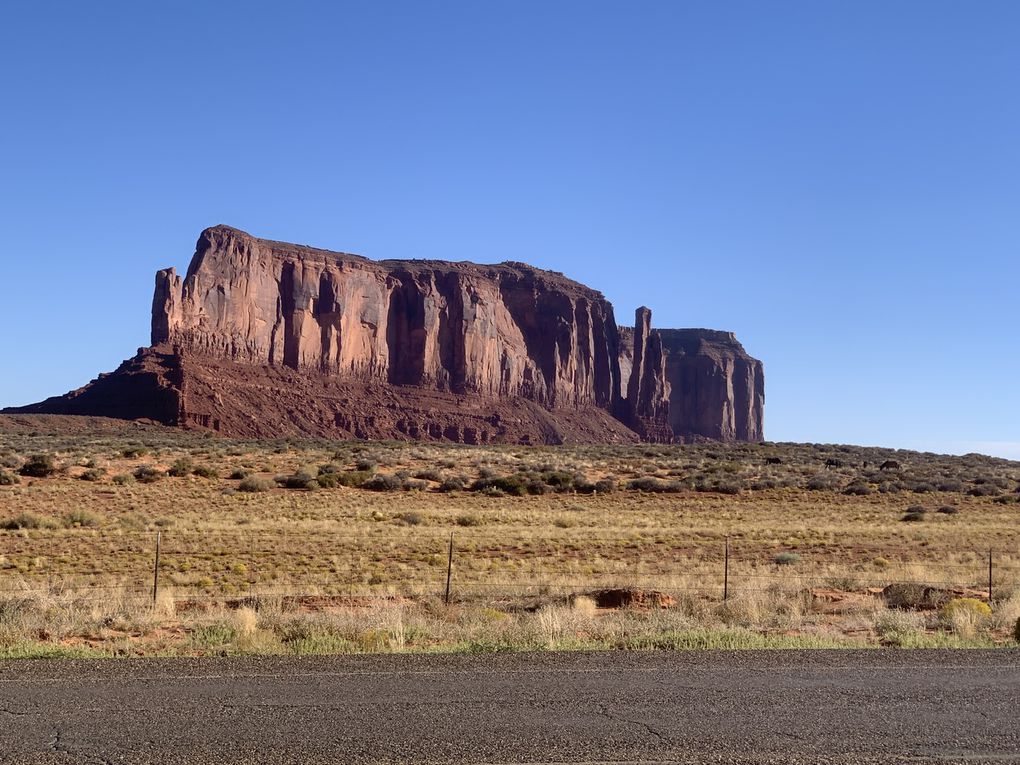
8 225 764 444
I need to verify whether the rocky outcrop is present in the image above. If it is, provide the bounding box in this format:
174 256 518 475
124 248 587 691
7 225 764 444
153 226 622 410
658 329 765 442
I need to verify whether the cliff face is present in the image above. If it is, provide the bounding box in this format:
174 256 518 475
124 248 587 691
153 226 623 411
8 225 764 444
658 329 765 442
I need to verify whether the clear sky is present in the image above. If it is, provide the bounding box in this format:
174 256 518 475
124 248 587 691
1 2 1017 459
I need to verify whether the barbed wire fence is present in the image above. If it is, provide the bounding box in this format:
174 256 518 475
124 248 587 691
0 529 1014 610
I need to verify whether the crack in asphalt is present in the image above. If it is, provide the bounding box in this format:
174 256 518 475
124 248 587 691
598 704 665 743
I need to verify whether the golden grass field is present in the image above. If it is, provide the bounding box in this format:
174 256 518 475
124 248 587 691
0 414 1018 657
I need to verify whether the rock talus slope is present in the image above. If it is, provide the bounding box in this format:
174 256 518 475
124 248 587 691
8 226 764 444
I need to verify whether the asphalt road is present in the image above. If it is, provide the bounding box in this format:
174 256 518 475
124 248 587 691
0 650 1018 764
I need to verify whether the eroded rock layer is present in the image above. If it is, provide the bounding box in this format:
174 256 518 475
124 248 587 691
8 225 765 444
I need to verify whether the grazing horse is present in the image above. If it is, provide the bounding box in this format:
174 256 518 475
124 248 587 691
825 459 843 469
765 457 783 465
880 460 901 471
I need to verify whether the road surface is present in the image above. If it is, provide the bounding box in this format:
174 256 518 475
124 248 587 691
0 650 1018 763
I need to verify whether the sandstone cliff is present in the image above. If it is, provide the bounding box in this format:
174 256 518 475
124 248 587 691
8 225 765 444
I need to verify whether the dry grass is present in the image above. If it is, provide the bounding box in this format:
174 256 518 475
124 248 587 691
0 421 1018 656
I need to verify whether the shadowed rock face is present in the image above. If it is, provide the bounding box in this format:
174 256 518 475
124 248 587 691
9 226 764 444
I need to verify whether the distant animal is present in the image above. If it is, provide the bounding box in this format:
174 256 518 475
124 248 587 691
825 459 843 469
880 460 901 471
765 457 783 465
861 461 870 469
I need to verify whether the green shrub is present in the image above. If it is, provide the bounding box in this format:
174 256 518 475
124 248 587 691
19 454 55 478
774 552 801 566
317 463 344 475
336 470 373 488
401 478 428 492
937 505 958 515
192 465 219 479
168 457 194 477
133 465 165 484
355 458 377 472
238 476 274 493
398 511 424 526
456 514 483 527
901 511 925 522
78 467 105 482
413 469 442 482
121 446 149 459
316 472 341 489
112 473 135 486
0 470 20 486
63 510 100 528
470 475 527 497
230 469 254 480
594 478 617 494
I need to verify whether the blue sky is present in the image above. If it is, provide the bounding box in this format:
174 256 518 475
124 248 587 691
1 2 1017 458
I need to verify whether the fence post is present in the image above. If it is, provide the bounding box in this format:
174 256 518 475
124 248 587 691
988 548 993 603
151 530 162 606
444 533 454 606
723 536 730 601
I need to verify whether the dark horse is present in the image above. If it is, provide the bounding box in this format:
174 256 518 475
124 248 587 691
880 460 901 471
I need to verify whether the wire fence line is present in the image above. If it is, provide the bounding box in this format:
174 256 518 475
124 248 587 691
0 529 1015 607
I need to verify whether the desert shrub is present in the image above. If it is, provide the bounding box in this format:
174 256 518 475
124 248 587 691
541 471 576 491
436 475 467 493
78 467 105 482
112 473 135 486
278 471 318 490
968 484 1002 497
1014 618 1020 643
398 511 424 526
805 474 837 491
355 458 377 472
456 514 483 527
133 465 165 484
317 463 343 475
843 482 872 496
901 511 925 522
594 478 617 494
941 597 992 636
63 509 100 528
334 470 372 488
627 477 665 492
0 512 45 530
525 479 551 495
936 479 964 492
238 476 274 493
363 474 402 492
316 472 341 489
121 446 149 459
19 454 55 478
910 481 935 494
751 477 778 491
774 552 801 566
470 475 527 497
230 469 254 480
401 478 428 492
878 482 903 494
937 505 958 515
192 464 219 479
413 469 442 482
0 470 20 486
168 457 194 477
